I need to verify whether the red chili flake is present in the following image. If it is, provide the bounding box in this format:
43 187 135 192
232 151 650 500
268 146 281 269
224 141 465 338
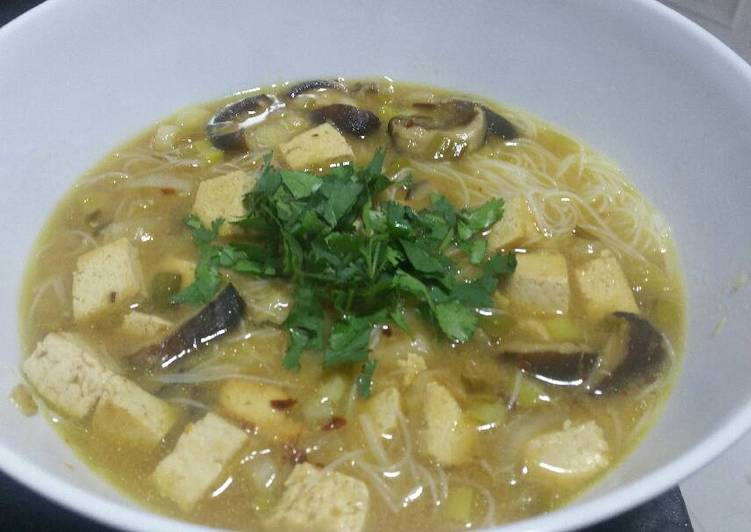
160 188 177 195
270 398 297 410
284 444 307 464
321 416 347 431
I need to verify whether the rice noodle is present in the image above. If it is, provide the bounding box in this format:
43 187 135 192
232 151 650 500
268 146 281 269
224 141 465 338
27 274 66 322
152 366 294 387
165 397 211 411
321 450 364 474
359 414 390 466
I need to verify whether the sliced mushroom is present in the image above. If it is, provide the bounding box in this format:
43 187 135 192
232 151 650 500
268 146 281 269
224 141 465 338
501 341 599 387
387 100 488 160
206 94 285 151
588 312 670 394
127 283 246 375
286 79 347 99
481 104 519 140
310 104 380 137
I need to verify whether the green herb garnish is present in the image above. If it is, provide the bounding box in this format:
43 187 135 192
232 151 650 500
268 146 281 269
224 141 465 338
174 149 515 394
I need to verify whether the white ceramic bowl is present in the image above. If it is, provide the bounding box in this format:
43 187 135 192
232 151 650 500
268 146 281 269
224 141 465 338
1 1 750 530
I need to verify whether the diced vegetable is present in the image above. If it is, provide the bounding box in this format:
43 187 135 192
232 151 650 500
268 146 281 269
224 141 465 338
192 139 224 165
151 271 182 310
443 485 474 523
545 317 583 342
516 376 552 408
466 399 506 429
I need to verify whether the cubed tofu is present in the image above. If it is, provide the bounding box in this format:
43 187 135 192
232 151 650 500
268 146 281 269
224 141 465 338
366 387 401 437
22 333 112 418
523 420 609 483
420 382 475 466
152 413 249 511
396 352 427 387
92 375 177 448
266 463 369 532
278 123 354 171
192 170 255 236
155 256 196 287
119 311 172 339
504 252 570 316
218 379 302 441
573 251 639 321
72 238 144 321
487 195 538 251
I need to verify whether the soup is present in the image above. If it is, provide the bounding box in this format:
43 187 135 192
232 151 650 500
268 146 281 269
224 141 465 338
17 78 684 530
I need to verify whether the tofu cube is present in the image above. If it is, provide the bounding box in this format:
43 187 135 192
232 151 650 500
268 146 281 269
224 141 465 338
504 252 570 316
152 413 248 511
72 238 145 321
218 379 302 441
92 375 177 448
573 251 639 321
119 311 172 339
278 123 354 171
523 420 609 483
266 463 369 532
487 195 538 251
420 382 475 466
22 333 112 418
155 256 197 287
192 170 255 236
365 387 401 437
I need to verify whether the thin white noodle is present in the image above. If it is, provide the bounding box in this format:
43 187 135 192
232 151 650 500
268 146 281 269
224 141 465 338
359 414 390 466
27 275 66 322
415 464 438 507
153 368 294 387
321 450 364 474
353 462 399 513
165 397 210 411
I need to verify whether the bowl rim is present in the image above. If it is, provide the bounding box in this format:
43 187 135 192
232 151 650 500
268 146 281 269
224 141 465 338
2 0 751 530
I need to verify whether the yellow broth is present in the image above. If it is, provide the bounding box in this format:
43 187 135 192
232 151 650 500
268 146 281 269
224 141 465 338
19 78 684 530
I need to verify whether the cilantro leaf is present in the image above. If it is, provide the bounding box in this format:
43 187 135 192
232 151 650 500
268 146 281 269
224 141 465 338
400 239 444 274
280 170 323 199
324 311 386 368
435 300 478 342
461 198 504 235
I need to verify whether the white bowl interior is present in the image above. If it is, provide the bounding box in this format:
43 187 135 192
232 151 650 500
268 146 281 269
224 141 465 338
0 1 750 530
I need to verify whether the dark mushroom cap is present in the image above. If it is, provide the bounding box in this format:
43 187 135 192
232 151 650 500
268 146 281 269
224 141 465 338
481 104 519 140
310 104 381 137
128 283 246 378
286 79 347 99
590 312 670 394
387 100 488 160
501 341 599 387
206 94 285 151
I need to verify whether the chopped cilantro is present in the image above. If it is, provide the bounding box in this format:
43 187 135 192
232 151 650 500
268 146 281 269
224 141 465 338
176 149 516 392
